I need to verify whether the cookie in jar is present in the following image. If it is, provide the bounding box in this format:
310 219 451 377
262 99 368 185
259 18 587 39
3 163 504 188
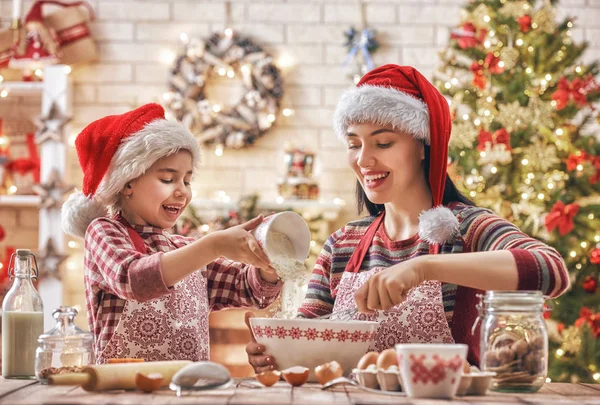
478 291 549 393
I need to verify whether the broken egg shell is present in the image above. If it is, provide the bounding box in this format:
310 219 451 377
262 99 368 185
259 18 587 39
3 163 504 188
281 366 310 387
256 370 281 387
314 361 343 385
135 372 164 393
376 349 398 370
357 351 379 370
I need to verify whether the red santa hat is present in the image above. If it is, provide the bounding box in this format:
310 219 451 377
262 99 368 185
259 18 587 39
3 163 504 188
62 103 200 238
333 64 459 245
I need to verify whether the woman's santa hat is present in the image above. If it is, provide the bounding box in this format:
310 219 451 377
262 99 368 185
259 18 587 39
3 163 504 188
333 64 459 245
62 103 200 239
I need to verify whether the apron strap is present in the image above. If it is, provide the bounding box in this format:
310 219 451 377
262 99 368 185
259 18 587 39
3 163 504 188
116 216 147 254
345 213 385 274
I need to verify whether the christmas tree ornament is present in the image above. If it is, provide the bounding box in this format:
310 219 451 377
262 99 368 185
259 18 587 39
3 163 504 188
495 100 530 132
528 97 554 129
450 22 487 50
521 138 560 172
31 167 74 209
499 46 519 70
591 247 600 265
469 4 493 30
34 102 72 144
164 29 283 150
343 26 379 83
498 0 530 19
450 121 478 149
518 15 532 33
37 237 68 280
559 326 582 355
583 276 598 294
532 1 556 35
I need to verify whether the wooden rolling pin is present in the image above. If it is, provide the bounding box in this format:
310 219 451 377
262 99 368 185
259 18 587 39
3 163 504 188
48 360 191 391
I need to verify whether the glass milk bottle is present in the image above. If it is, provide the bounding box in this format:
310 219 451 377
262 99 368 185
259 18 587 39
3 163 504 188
2 249 44 379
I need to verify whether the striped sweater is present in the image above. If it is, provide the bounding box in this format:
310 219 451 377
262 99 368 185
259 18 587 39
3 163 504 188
298 202 569 364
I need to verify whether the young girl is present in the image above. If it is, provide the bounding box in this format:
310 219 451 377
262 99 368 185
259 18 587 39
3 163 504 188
246 65 569 371
62 103 281 363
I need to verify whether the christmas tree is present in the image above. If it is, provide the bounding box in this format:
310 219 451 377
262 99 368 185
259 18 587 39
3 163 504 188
435 0 600 383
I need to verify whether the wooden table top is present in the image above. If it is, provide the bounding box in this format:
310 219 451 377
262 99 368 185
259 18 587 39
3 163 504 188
1 378 599 404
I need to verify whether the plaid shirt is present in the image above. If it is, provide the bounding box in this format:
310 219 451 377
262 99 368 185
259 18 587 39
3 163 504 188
84 216 281 357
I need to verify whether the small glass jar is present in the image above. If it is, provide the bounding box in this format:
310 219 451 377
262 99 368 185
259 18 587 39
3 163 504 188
479 291 548 393
34 306 94 383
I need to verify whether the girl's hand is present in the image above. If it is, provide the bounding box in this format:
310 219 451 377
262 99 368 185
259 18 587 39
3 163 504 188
211 215 271 270
354 258 427 313
244 311 278 373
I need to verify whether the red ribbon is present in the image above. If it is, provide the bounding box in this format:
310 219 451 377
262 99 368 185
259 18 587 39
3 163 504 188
518 15 532 33
476 128 511 151
574 307 600 338
56 22 91 46
470 61 486 89
484 52 504 75
552 76 590 110
5 133 40 183
544 200 579 236
451 23 487 49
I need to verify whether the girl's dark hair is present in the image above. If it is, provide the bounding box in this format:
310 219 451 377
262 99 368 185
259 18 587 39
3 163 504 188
356 144 476 216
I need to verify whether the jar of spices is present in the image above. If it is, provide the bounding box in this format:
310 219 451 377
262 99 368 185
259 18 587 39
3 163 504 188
34 306 94 383
479 291 548 393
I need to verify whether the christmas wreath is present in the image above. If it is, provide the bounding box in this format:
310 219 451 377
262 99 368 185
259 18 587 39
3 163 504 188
164 30 284 149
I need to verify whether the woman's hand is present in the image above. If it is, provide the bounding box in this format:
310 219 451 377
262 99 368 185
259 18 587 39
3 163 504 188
244 311 278 373
354 257 427 313
209 215 271 270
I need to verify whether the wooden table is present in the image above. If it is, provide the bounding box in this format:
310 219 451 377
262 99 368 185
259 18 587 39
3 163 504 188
1 378 599 405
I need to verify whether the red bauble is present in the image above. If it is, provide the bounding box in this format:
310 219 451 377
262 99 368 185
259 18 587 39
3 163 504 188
583 276 598 293
518 15 532 33
591 248 600 265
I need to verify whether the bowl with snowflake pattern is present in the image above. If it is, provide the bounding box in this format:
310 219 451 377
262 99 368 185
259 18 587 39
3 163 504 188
250 317 378 382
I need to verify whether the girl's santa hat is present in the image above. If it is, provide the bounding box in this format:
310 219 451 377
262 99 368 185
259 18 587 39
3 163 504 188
333 64 459 245
62 103 200 239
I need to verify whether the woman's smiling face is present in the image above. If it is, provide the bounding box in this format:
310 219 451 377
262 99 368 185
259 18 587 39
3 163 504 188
345 123 425 205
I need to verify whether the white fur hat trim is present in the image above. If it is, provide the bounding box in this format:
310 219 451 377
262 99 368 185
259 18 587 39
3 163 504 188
333 85 430 143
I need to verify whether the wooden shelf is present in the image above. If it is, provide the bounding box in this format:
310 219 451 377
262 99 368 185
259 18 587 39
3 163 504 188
190 198 344 220
0 195 41 208
0 81 44 96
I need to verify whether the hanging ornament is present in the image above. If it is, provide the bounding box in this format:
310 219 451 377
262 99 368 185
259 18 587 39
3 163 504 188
532 1 556 35
583 276 598 294
469 4 493 30
37 238 68 280
343 26 379 83
498 0 530 19
450 22 487 49
591 247 600 265
34 102 72 144
499 47 519 70
477 128 512 152
559 326 582 354
31 167 74 209
521 138 560 172
4 133 41 193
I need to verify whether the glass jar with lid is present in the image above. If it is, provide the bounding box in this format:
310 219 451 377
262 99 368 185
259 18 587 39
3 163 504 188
35 306 94 383
479 291 549 393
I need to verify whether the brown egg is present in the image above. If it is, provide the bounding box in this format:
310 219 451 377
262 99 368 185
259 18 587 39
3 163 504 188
463 360 471 374
357 351 379 370
376 349 398 370
135 372 164 393
281 366 309 387
256 370 281 387
314 361 343 385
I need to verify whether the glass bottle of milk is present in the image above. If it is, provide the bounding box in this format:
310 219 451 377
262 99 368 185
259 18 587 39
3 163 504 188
2 249 44 379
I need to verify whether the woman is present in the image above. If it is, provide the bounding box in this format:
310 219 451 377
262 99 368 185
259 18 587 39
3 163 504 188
245 65 569 372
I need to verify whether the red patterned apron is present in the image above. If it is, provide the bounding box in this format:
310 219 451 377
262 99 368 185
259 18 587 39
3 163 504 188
332 214 454 352
97 219 210 363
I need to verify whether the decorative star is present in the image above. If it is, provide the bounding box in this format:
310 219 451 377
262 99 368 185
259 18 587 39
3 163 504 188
31 168 74 209
37 238 68 280
34 103 72 145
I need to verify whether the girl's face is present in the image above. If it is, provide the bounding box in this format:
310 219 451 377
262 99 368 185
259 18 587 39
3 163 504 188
121 150 193 229
346 123 425 205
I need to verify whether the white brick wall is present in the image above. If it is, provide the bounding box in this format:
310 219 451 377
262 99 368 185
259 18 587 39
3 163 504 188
2 0 598 231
